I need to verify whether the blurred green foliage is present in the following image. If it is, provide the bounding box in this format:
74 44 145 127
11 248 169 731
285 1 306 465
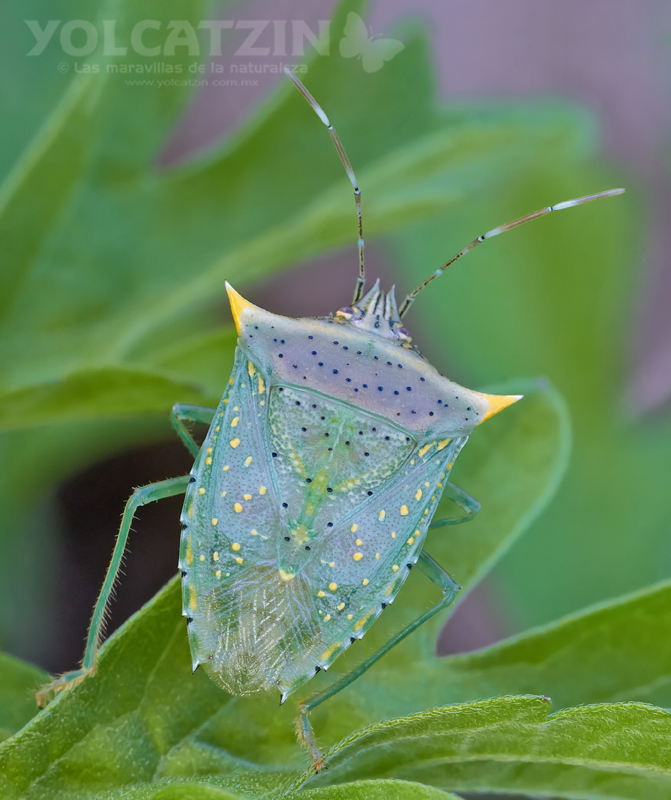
1 0 670 797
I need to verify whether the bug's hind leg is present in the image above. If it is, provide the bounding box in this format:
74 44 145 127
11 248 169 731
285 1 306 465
430 482 480 528
36 476 190 708
296 552 460 771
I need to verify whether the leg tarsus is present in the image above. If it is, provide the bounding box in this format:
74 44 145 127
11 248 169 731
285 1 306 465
297 700 326 771
430 482 480 528
171 404 216 457
35 667 94 708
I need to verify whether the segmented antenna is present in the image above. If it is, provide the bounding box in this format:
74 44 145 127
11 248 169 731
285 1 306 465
284 67 366 304
398 188 626 318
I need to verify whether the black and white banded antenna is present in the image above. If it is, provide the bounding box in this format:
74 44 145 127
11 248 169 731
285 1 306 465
284 67 367 305
398 188 626 318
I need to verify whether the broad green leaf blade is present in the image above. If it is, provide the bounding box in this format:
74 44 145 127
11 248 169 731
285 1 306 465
301 696 671 800
0 578 296 800
0 367 207 430
293 780 463 799
0 653 47 741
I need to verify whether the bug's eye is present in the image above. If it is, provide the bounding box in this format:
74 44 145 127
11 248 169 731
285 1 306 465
335 306 355 319
397 326 412 342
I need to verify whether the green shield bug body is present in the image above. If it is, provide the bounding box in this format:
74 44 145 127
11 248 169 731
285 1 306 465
37 69 624 767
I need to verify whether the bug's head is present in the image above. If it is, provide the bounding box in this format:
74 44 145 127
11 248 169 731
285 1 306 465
334 280 413 347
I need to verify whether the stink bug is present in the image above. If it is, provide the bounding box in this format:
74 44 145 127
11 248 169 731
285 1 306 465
37 69 624 767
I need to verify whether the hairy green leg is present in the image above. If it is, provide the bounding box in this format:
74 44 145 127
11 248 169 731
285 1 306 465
171 403 216 457
36 476 190 707
297 551 460 769
430 481 480 527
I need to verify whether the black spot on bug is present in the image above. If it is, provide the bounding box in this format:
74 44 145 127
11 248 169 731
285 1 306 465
467 406 471 411
321 416 325 420
284 536 291 542
282 502 288 508
181 570 187 577
420 377 425 381
364 452 369 456
394 390 399 395
312 404 316 408
345 441 350 446
314 666 321 673
181 523 188 530
305 546 311 551
374 356 379 360
327 487 333 493
350 637 356 644
378 386 383 391
407 563 413 570
385 436 390 440
333 369 338 374
372 427 376 431
324 433 330 438
398 364 403 368
333 340 338 344
189 476 196 483
301 427 307 432
305 478 312 483
273 338 277 342
367 491 373 496
343 346 348 350
308 335 313 339
429 412 434 416
346 378 351 382
278 388 284 392
354 388 358 391
272 452 277 457
387 361 392 365
318 362 323 366
362 384 368 388
295 401 301 405
357 350 362 354
327 522 333 527
311 350 317 355
406 387 412 391
359 431 363 435
280 339 285 344
186 617 194 624
381 603 387 610
278 354 283 358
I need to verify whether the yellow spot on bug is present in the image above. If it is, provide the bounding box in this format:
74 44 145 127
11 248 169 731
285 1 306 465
379 510 386 521
408 537 415 545
230 438 240 448
207 447 213 454
251 529 258 536
199 554 205 562
415 489 422 501
232 543 240 551
318 591 326 597
324 614 331 621
189 585 197 610
234 503 243 513
229 378 234 385
329 582 338 591
260 400 265 406
244 456 252 467
216 570 221 578
223 465 229 471
337 603 345 612
353 552 363 561
248 361 255 378
259 486 267 495
329 561 335 567
375 553 380 559
354 610 373 630
356 538 363 546
188 502 193 518
391 532 396 538
213 552 219 561
351 524 358 533
220 491 227 497
392 564 399 572
437 482 443 488
198 488 205 495
211 518 218 526
231 417 239 427
234 406 239 411
425 482 431 487
419 443 432 458
437 438 451 451
347 613 353 620
235 557 243 564
447 462 453 470
410 459 415 465
258 377 265 394
215 426 220 432
185 538 193 566
279 569 294 581
320 641 339 661
400 506 409 516
243 493 252 500
220 412 224 417
205 457 212 465
362 578 369 586
432 495 436 501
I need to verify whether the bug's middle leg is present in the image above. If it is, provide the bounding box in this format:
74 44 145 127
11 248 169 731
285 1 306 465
36 475 190 707
296 551 460 771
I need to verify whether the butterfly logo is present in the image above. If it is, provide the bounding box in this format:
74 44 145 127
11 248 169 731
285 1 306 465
339 12 404 73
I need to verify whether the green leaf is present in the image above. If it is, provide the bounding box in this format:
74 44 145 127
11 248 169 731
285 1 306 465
302 696 671 800
0 653 47 742
293 780 463 799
